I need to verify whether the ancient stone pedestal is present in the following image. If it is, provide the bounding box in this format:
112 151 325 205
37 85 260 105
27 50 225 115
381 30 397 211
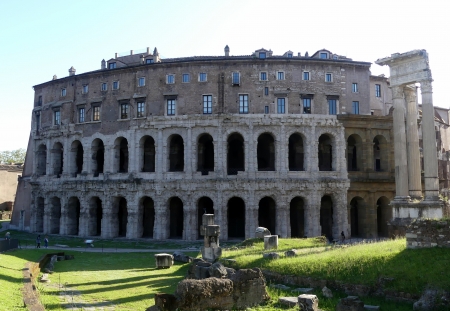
200 214 222 262
264 235 278 250
154 253 174 269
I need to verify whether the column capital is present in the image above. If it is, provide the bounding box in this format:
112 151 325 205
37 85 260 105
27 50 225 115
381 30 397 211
420 80 433 93
390 86 404 100
403 86 417 103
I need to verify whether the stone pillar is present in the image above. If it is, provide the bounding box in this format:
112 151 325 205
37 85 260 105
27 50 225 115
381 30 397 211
78 197 89 237
276 197 289 238
404 86 423 200
101 197 115 238
309 126 318 173
246 192 257 239
156 129 164 179
391 86 410 201
126 197 139 238
183 207 197 241
186 128 192 177
279 124 288 174
43 196 51 234
247 125 255 178
305 192 320 237
334 191 348 240
420 80 440 201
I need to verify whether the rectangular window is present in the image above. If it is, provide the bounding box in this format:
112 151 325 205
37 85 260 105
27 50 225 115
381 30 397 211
182 73 190 83
352 83 358 93
203 95 212 114
375 84 381 97
38 95 42 106
328 99 337 115
101 82 107 91
78 107 85 123
259 52 266 59
82 84 89 94
287 53 293 58
167 74 175 84
137 101 145 118
109 62 116 69
167 99 176 115
138 77 145 87
303 71 310 81
113 81 119 90
120 103 129 119
239 94 249 114
320 52 328 59
264 87 269 96
93 106 100 121
325 73 332 82
264 106 269 114
146 59 154 64
199 72 207 82
35 113 40 130
277 98 285 114
352 101 360 114
61 88 66 97
277 71 285 80
54 110 60 125
232 72 240 85
303 98 311 114
260 72 267 81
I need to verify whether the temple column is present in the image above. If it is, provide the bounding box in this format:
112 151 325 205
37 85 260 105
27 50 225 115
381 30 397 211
391 86 410 201
420 80 440 201
404 86 423 199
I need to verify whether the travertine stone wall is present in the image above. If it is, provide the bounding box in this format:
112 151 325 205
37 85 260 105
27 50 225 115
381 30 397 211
406 219 450 249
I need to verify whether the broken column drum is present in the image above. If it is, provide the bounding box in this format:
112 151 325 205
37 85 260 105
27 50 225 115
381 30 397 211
200 214 222 262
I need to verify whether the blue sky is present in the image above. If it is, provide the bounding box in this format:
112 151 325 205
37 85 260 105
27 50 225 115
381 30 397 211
0 0 448 150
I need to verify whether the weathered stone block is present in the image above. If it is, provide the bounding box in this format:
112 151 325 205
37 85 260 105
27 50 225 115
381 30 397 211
298 294 319 311
255 227 271 238
278 297 298 307
336 296 364 311
154 253 174 269
205 225 220 236
264 235 278 250
263 252 279 259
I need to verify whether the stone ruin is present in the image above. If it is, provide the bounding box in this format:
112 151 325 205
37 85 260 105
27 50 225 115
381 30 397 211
200 214 222 262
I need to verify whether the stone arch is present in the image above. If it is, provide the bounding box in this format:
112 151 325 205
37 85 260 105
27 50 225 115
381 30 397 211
227 197 245 239
51 142 64 177
114 137 129 173
67 197 81 235
70 140 84 177
257 133 275 171
258 197 276 234
289 133 304 171
168 135 184 172
140 136 155 172
35 197 45 232
88 196 102 236
36 144 47 175
373 135 389 172
227 133 245 175
49 197 61 234
318 134 333 171
112 197 128 237
320 195 333 240
91 139 104 177
197 196 214 239
169 197 184 238
197 134 214 174
290 196 305 238
376 196 391 238
140 196 155 238
347 134 363 171
349 196 365 238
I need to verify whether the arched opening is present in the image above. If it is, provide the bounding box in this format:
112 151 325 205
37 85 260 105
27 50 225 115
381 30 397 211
197 134 214 174
197 197 214 239
51 142 64 177
116 197 128 237
67 197 80 235
349 197 364 237
70 140 84 177
290 197 305 238
227 133 245 175
141 197 155 238
320 195 333 240
347 134 362 171
91 139 104 177
35 197 45 232
88 197 102 236
289 134 304 171
140 136 155 172
373 135 388 172
169 197 184 238
318 134 333 171
258 197 276 234
168 135 184 172
36 144 47 175
257 133 275 171
49 197 61 234
227 197 245 239
377 196 391 238
115 137 129 173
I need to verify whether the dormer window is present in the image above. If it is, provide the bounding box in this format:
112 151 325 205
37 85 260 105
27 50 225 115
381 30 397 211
259 52 266 59
320 52 328 59
287 53 293 58
109 62 116 69
146 59 154 64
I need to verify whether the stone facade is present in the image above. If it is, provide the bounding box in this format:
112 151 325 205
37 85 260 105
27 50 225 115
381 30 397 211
406 219 450 249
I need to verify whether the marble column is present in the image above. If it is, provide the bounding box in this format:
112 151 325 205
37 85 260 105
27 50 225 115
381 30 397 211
404 86 422 199
391 86 410 201
420 80 440 201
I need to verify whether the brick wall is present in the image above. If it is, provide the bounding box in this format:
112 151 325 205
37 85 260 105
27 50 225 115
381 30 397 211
406 219 450 249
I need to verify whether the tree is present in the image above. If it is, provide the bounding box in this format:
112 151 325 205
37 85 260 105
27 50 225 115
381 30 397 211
0 148 26 165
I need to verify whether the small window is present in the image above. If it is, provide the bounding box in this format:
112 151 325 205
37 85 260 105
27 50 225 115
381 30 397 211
113 81 119 90
352 101 360 114
371 109 375 115
54 110 60 125
203 95 212 114
239 94 249 114
37 95 42 106
78 107 85 123
167 99 176 115
287 53 293 58
199 72 207 82
35 113 41 130
82 84 89 94
277 98 285 114
375 84 381 97
333 55 338 60
137 101 145 118
101 83 107 91
146 59 154 64
109 62 116 69
303 98 311 114
325 73 332 82
277 71 285 80
93 106 100 121
303 72 310 81
320 52 328 59
138 77 145 87
182 73 190 83
328 99 337 115
260 72 267 81
259 52 266 59
264 87 269 96
264 106 269 114
352 83 358 93
61 88 66 97
232 72 240 85
120 103 129 119
167 74 175 84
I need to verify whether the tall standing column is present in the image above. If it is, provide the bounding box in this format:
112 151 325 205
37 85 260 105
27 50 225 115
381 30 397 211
391 86 410 201
420 80 440 201
404 86 423 199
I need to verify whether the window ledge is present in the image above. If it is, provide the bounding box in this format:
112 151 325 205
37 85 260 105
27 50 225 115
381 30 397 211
117 118 130 122
133 117 146 120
